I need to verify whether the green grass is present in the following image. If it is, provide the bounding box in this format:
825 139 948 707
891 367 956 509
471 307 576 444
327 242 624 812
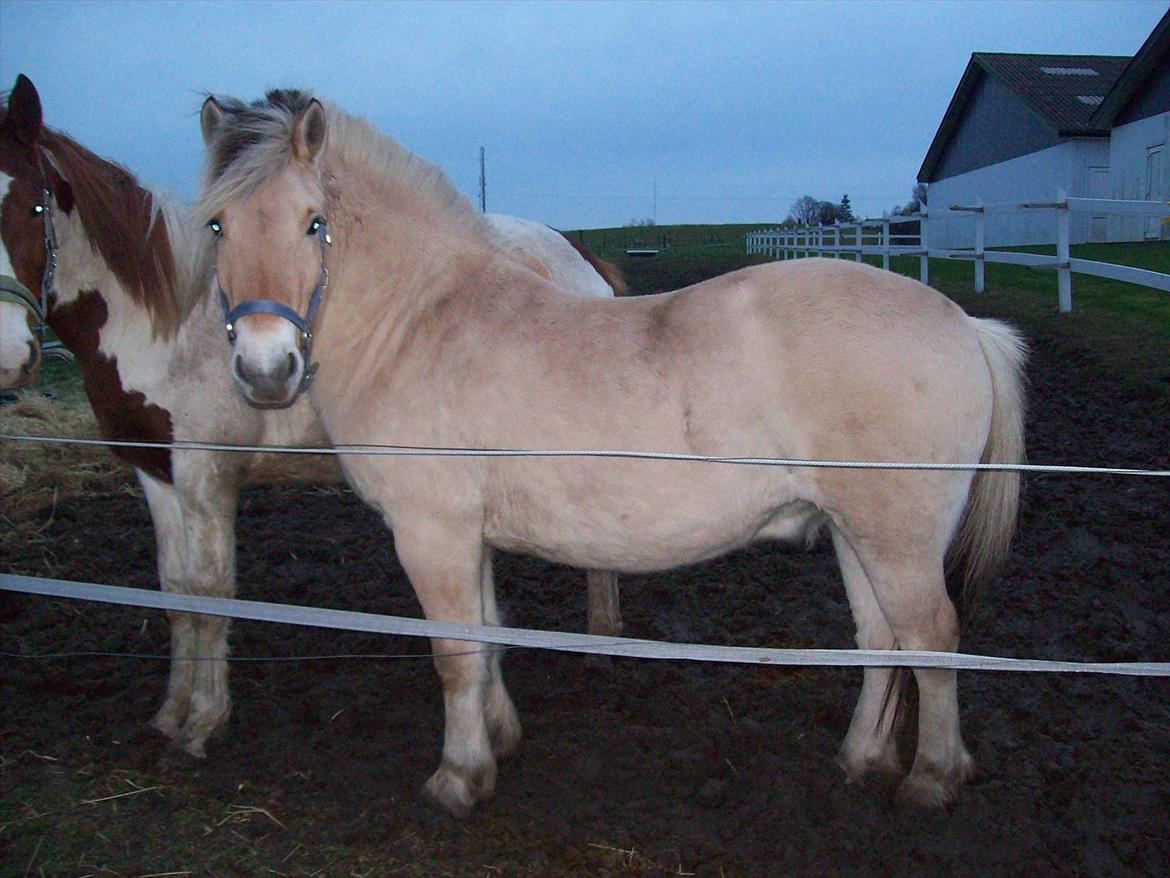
566 223 1169 401
879 251 1170 401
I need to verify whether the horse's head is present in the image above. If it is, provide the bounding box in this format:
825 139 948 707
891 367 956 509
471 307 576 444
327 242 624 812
200 92 330 408
0 74 59 388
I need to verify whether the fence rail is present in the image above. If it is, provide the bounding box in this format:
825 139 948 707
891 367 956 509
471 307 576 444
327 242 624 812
3 574 1168 677
747 192 1170 311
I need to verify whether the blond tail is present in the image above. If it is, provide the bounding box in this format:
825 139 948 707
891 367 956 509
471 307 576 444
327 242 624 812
949 317 1028 611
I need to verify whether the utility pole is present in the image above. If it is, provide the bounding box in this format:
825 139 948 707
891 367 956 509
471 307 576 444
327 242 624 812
479 146 486 213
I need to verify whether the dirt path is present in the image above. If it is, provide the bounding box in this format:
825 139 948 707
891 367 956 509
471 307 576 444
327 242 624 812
1 304 1167 876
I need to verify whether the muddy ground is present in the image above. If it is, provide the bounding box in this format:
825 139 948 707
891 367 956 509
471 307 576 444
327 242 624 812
1 295 1168 876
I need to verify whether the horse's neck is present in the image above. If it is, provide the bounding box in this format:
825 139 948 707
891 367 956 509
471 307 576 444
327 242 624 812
47 207 159 355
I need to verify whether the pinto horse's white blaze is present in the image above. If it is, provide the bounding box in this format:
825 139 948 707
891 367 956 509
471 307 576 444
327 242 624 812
0 171 42 387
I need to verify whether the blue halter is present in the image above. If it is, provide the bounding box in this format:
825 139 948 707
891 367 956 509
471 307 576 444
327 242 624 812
217 219 332 394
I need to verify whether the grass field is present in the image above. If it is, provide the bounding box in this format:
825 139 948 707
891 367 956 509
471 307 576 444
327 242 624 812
568 223 1169 402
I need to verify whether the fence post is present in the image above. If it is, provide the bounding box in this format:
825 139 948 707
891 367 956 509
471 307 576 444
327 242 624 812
1056 188 1072 312
854 223 862 262
831 222 839 258
974 199 985 293
919 209 929 285
882 217 891 271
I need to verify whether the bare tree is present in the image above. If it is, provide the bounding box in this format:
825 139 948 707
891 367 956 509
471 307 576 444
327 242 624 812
790 195 821 226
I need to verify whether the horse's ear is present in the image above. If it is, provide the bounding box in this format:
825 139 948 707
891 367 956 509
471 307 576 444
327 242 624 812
200 96 226 146
7 74 43 145
292 99 327 163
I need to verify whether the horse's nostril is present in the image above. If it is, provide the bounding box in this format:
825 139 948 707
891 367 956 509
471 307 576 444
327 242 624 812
285 352 297 380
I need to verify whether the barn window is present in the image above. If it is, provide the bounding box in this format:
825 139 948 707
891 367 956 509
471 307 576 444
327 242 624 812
1039 66 1100 76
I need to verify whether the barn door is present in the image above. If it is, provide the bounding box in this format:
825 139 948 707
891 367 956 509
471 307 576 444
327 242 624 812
1145 145 1165 239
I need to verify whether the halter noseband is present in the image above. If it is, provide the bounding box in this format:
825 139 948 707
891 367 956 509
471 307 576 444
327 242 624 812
216 219 332 395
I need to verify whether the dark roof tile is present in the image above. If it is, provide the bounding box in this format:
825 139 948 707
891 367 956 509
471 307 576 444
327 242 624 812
974 53 1130 133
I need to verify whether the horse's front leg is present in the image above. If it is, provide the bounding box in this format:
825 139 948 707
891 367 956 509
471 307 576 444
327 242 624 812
167 455 241 758
139 470 193 741
394 518 518 818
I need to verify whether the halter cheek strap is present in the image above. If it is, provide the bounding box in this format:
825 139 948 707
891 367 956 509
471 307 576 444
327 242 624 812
1 187 58 332
217 221 331 395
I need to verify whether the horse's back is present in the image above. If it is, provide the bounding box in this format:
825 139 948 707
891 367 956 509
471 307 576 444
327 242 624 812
486 214 614 299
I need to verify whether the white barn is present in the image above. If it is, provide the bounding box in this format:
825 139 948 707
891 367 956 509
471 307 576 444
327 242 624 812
920 11 1170 249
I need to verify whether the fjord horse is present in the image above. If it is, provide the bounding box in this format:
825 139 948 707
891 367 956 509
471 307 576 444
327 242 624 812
199 90 1026 817
0 77 626 764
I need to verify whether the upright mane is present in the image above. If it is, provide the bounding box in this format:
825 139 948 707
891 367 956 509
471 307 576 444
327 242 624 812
199 89 491 242
38 126 207 338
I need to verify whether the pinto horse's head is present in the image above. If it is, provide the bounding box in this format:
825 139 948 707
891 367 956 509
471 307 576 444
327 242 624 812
200 92 330 408
0 74 52 388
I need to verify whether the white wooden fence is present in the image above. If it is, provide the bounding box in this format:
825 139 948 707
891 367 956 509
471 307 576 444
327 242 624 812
746 192 1170 312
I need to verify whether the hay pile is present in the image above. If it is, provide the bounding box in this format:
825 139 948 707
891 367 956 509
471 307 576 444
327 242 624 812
1 390 135 554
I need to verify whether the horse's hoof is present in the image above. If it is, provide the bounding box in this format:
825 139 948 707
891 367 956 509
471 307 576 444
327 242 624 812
148 712 183 742
835 747 902 785
487 710 523 761
897 756 973 808
421 760 496 818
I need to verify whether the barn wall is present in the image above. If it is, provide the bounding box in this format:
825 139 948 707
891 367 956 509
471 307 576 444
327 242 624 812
929 72 1061 181
1106 111 1170 241
927 139 1110 248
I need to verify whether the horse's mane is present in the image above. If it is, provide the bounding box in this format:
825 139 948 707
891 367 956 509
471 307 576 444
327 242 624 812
199 89 491 243
36 126 209 338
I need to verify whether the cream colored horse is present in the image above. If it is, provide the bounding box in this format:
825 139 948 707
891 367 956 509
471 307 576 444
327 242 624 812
0 77 624 765
199 90 1027 817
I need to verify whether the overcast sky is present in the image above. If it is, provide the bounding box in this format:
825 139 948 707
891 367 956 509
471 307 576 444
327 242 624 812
1 1 1166 229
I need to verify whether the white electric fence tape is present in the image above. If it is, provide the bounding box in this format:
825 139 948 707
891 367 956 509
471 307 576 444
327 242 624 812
2 574 1167 677
2 433 1169 477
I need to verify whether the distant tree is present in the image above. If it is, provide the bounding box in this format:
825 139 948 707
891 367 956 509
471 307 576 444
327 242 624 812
815 200 839 225
790 195 821 226
895 183 928 216
837 194 855 223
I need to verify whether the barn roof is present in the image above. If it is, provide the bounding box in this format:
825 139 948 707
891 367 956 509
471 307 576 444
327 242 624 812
1090 9 1170 128
918 53 1128 183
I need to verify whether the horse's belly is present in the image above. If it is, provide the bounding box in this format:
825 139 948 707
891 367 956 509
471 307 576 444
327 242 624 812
484 461 814 573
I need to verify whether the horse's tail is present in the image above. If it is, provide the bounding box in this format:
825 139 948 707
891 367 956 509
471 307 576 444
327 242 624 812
949 317 1028 611
560 232 629 296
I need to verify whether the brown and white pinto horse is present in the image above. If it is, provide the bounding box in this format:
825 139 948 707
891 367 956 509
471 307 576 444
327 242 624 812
0 77 626 760
201 90 1027 817
0 76 45 387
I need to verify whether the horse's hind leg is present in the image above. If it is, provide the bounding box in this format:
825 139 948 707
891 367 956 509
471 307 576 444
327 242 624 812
586 570 622 637
843 532 973 806
395 518 514 817
831 527 903 782
479 550 522 759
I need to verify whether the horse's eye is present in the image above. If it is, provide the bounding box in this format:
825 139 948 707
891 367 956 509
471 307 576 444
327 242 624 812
307 217 323 236
208 219 223 237
32 204 45 216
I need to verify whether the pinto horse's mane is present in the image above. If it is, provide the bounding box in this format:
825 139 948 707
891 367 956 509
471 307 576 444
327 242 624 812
199 89 491 243
34 125 208 338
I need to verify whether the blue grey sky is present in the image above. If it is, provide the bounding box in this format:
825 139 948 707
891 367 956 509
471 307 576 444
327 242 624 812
1 0 1166 229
